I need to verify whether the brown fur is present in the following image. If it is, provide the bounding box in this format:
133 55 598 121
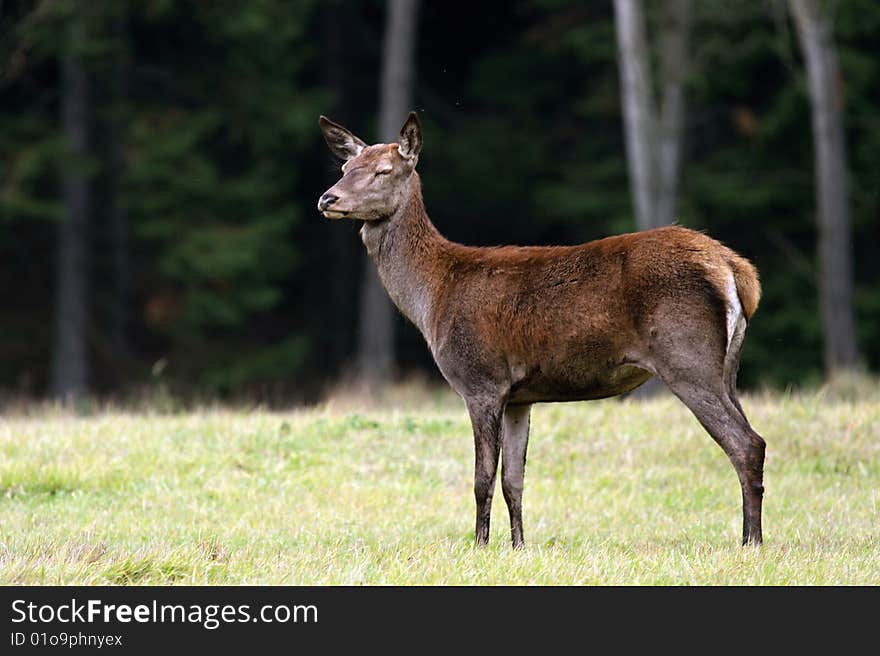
729 255 761 320
319 112 766 549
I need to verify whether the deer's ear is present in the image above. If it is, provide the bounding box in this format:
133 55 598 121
319 116 367 161
398 111 422 162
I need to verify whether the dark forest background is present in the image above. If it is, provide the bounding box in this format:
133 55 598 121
1 0 878 406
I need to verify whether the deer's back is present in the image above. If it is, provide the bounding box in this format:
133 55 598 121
428 226 738 401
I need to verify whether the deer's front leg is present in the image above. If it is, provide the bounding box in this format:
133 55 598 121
466 397 504 547
502 403 532 549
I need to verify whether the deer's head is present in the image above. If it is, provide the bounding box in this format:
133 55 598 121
317 112 422 221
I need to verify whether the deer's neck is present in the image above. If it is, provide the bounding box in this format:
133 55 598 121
359 174 445 336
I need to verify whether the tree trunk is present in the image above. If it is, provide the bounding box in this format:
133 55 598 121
789 0 862 374
52 19 91 400
355 0 420 385
614 0 690 231
323 1 361 374
109 7 131 366
613 0 657 231
655 0 690 227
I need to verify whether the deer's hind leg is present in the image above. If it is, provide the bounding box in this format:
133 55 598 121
659 377 765 545
647 302 765 545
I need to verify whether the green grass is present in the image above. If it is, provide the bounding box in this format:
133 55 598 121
1 388 878 585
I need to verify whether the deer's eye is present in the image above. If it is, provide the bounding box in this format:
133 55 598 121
375 166 392 176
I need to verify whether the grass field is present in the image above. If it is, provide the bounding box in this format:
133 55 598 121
1 386 878 585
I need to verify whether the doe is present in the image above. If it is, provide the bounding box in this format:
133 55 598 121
318 112 766 548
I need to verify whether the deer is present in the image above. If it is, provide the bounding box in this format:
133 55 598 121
317 111 766 549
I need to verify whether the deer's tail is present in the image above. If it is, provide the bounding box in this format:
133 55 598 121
727 254 761 322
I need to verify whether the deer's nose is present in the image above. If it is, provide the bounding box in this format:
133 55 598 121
318 192 339 211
